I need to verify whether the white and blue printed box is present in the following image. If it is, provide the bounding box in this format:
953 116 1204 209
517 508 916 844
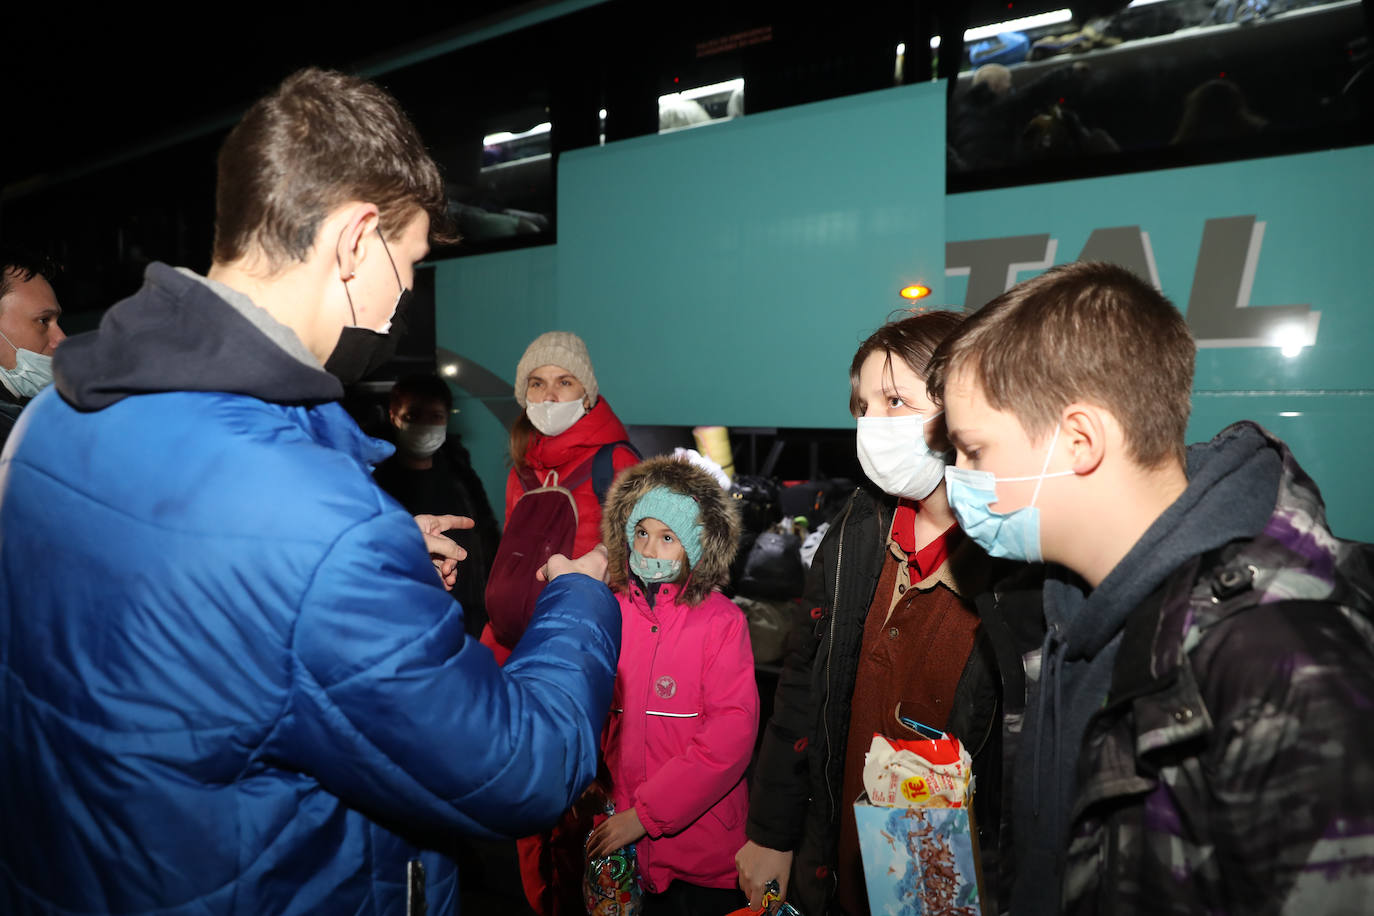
853 797 984 916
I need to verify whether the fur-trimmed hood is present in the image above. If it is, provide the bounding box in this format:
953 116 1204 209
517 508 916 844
601 455 741 605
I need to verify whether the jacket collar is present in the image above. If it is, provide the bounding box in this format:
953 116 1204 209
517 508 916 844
525 397 629 470
0 380 25 407
625 577 690 625
54 263 342 411
1070 414 1340 816
910 531 1002 599
1071 560 1212 818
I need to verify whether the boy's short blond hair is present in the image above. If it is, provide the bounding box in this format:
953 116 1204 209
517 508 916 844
927 261 1196 468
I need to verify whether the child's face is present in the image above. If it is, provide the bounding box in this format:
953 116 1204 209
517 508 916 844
853 349 947 451
526 364 587 405
942 366 1071 516
633 517 686 564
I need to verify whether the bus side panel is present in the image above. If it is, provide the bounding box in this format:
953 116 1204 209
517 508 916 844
946 145 1374 540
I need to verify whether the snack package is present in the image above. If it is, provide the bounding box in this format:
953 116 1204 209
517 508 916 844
861 733 971 809
583 800 643 916
584 844 641 916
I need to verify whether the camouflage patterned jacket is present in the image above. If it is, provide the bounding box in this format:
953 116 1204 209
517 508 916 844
979 423 1374 915
1061 424 1374 913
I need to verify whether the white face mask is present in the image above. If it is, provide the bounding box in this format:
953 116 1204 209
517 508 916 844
855 412 948 500
396 421 447 459
527 398 586 437
0 329 54 400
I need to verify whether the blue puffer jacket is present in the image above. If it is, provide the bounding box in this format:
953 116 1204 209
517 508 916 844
0 264 621 915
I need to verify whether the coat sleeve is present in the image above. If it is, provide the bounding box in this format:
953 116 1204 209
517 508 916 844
633 605 759 838
611 444 640 477
279 507 621 839
744 531 831 851
1193 599 1374 912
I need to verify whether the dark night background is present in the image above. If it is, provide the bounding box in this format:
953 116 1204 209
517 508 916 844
2 4 545 188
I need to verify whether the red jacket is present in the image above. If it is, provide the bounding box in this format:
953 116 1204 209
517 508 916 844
504 397 639 558
604 582 758 893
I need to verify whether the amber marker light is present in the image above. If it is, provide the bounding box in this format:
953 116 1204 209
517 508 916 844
899 284 932 300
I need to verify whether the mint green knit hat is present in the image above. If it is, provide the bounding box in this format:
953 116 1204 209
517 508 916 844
624 486 704 569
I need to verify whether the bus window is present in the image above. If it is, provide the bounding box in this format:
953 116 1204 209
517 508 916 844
657 78 746 133
380 30 555 252
946 0 1372 186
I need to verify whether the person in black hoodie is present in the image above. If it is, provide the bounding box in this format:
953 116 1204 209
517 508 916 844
926 260 1374 915
374 373 501 638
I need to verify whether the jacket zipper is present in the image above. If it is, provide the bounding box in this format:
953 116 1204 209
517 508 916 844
821 497 856 823
968 686 998 760
639 598 662 886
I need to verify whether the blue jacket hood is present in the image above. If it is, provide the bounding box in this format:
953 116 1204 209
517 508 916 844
54 262 342 410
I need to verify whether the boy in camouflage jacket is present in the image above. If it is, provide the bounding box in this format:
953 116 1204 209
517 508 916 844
927 261 1374 915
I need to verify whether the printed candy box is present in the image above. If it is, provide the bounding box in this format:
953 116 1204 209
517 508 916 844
853 733 985 916
853 800 982 916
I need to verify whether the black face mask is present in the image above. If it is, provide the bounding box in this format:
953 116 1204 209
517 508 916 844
325 231 413 385
323 323 394 385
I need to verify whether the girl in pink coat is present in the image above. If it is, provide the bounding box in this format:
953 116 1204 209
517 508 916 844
588 456 758 915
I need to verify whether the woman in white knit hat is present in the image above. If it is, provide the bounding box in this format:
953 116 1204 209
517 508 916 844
505 330 639 558
490 331 640 916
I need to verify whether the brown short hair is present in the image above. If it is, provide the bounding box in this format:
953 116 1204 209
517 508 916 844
849 308 964 417
926 261 1195 468
212 68 451 268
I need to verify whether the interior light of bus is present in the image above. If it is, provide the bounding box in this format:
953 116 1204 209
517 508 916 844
1279 411 1302 418
900 284 932 300
441 363 459 378
482 122 552 146
659 78 745 104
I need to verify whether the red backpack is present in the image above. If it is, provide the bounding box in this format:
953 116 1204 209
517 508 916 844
484 442 635 650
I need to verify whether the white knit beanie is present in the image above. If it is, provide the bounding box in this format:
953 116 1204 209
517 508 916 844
514 331 599 408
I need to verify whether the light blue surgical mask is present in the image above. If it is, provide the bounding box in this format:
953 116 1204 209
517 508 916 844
629 549 682 583
0 329 54 400
943 424 1074 563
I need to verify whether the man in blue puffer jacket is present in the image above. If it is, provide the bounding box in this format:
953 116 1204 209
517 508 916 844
0 68 621 915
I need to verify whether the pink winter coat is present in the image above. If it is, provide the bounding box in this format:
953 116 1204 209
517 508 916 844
603 582 758 894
